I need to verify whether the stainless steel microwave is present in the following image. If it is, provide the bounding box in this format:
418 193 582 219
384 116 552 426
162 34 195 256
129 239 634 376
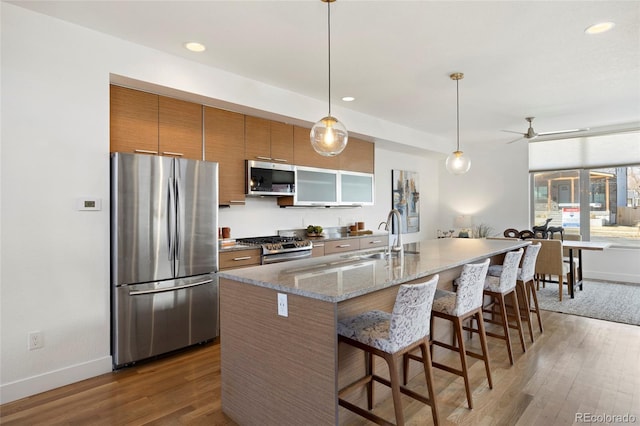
246 160 295 196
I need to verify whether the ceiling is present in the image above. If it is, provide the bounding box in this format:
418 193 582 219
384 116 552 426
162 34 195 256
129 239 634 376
10 0 640 150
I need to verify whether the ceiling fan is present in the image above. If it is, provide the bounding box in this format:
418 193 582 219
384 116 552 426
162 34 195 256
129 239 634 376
503 117 589 144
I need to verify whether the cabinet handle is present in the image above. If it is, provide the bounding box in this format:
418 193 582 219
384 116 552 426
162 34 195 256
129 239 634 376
162 151 184 157
256 156 272 161
337 244 351 248
134 149 158 155
233 256 253 261
370 240 383 244
314 243 325 247
229 200 245 204
272 158 288 163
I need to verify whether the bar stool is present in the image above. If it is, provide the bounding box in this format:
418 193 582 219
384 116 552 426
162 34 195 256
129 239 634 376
482 249 525 365
405 259 492 409
487 243 543 342
337 275 439 426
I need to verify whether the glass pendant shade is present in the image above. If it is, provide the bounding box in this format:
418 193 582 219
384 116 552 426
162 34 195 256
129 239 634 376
446 72 470 175
310 116 348 156
445 150 471 175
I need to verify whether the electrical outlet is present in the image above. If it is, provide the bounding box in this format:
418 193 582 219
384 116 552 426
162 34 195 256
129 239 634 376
277 293 288 317
28 331 44 350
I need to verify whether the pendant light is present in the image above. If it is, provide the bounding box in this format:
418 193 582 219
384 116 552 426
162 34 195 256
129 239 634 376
445 72 471 175
310 0 348 157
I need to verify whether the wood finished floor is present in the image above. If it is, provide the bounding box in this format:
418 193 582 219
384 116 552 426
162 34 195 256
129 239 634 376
1 310 639 425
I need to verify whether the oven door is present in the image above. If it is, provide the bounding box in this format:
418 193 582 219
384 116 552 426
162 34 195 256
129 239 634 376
262 250 312 265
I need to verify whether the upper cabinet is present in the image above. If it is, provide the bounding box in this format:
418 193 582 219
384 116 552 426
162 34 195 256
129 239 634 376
338 137 374 174
293 125 340 170
158 96 203 160
245 117 294 163
110 85 203 160
110 85 159 155
204 107 246 206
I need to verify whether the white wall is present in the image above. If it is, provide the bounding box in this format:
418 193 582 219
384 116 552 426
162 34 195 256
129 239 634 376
438 142 531 235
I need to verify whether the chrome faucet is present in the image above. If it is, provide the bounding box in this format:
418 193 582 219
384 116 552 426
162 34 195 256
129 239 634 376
383 209 403 256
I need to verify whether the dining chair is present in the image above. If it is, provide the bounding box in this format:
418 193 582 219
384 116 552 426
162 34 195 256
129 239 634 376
533 238 574 302
337 275 439 426
405 259 492 409
482 248 525 365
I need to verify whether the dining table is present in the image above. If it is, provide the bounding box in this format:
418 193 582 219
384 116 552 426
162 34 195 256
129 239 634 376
563 240 612 298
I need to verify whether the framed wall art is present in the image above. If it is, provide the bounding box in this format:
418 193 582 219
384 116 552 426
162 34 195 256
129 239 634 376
391 169 420 233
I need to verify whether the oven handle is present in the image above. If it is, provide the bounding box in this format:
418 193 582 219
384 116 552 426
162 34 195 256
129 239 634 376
129 279 213 296
263 251 312 264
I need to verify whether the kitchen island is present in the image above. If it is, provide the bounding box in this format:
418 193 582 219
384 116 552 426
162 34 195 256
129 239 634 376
218 238 530 425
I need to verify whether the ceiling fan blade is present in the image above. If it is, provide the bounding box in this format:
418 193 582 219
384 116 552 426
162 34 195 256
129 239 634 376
501 130 526 135
537 127 590 136
506 136 525 144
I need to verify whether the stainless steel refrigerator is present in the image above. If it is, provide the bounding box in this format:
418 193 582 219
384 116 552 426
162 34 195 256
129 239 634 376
110 152 219 368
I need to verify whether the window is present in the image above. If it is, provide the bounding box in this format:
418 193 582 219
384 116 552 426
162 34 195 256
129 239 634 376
529 131 640 248
531 166 640 248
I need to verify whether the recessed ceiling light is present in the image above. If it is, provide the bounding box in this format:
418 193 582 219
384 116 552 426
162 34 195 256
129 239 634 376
184 42 206 52
585 22 615 35
342 96 355 102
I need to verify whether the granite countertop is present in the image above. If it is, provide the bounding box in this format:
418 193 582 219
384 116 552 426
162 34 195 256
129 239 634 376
218 238 530 303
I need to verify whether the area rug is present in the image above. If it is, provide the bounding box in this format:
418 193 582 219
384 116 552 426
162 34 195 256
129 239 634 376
535 280 640 326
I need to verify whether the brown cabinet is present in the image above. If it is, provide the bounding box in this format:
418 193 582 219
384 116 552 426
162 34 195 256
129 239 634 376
219 248 261 270
158 96 203 160
245 117 294 163
311 242 325 257
110 85 158 154
110 85 203 160
204 107 246 206
323 239 360 255
338 137 374 174
358 235 388 250
292 125 340 170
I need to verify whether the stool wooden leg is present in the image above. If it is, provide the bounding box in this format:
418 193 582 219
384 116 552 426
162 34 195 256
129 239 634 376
419 342 439 426
475 310 493 389
527 280 544 333
496 294 514 365
383 353 405 426
509 290 527 354
366 351 374 410
518 281 535 343
453 316 472 409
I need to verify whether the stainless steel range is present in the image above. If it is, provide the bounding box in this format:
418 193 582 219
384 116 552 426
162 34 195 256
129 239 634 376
236 236 313 264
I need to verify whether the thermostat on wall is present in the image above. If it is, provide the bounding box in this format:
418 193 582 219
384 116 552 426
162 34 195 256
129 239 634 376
76 198 102 211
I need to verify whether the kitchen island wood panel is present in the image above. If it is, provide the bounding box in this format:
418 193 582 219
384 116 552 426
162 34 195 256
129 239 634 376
220 280 337 425
218 239 530 425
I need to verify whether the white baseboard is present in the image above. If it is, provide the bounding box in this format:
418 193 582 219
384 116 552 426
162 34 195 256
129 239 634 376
0 356 112 405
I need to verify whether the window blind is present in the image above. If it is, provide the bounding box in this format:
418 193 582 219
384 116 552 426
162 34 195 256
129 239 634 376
529 131 640 171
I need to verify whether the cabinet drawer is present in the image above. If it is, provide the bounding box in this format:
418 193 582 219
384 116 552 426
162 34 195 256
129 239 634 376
220 249 261 270
324 239 360 255
359 236 388 249
311 242 325 257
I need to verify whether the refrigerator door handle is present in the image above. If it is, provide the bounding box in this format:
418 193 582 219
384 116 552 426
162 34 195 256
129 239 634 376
175 177 181 261
128 278 214 296
167 177 176 261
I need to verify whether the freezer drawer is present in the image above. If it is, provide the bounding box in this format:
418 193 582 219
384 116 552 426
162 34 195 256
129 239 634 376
112 275 218 368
